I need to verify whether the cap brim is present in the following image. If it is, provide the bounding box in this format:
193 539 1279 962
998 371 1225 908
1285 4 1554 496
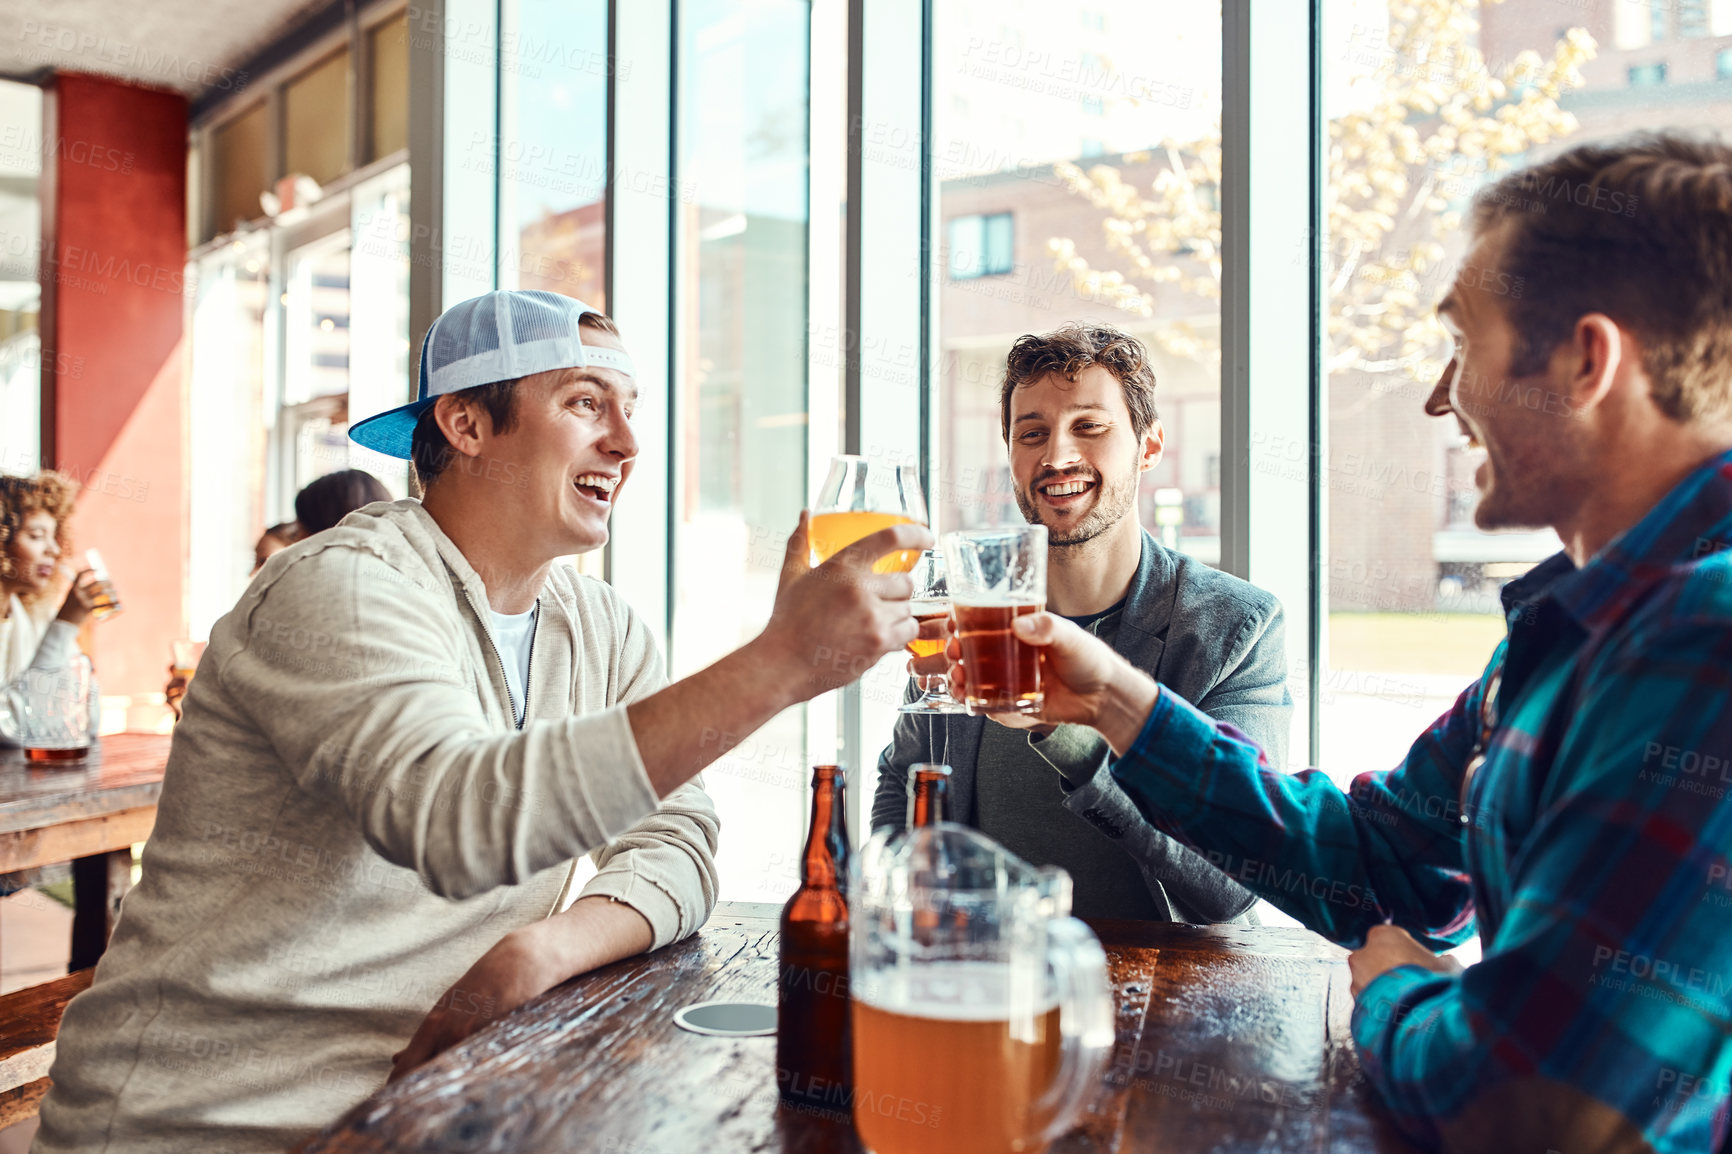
348 398 437 459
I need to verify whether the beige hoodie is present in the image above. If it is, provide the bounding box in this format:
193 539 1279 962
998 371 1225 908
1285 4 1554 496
35 499 719 1153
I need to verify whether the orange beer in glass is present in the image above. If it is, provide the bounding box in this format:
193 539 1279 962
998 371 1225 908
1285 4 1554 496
905 602 949 660
808 456 926 574
851 827 1115 1154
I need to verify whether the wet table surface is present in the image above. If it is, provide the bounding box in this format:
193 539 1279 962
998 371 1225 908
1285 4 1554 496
301 901 1423 1153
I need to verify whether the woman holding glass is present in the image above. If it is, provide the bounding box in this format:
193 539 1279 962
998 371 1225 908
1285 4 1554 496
0 470 105 749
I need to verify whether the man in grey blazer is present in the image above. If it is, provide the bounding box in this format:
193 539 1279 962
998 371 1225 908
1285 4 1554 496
874 322 1291 923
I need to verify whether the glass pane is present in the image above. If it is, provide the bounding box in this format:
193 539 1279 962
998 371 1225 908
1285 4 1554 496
948 214 985 278
0 79 41 475
189 238 271 633
348 170 413 497
932 2 1225 571
1318 2 1638 780
368 12 410 161
277 233 356 512
285 49 351 186
498 0 608 304
211 101 269 238
675 0 810 904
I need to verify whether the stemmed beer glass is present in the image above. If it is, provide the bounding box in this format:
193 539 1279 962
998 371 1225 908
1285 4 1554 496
809 456 926 573
900 551 967 715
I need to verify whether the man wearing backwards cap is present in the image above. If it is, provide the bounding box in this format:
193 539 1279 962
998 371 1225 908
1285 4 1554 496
37 291 930 1153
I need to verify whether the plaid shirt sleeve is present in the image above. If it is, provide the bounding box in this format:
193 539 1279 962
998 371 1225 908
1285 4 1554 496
1351 612 1732 1153
1107 659 1491 950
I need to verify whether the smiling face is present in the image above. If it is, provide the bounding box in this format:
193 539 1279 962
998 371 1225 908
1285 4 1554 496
2 510 62 597
507 330 639 558
1426 224 1594 533
1007 365 1162 546
435 327 640 562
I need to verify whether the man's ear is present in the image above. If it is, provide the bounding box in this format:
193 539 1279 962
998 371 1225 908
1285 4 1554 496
1557 313 1625 419
433 394 491 463
1139 419 1166 472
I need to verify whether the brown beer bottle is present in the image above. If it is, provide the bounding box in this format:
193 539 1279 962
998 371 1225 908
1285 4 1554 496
907 762 952 827
777 765 852 1113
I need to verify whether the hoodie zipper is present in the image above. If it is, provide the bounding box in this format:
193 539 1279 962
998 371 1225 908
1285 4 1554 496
463 588 538 731
519 604 537 731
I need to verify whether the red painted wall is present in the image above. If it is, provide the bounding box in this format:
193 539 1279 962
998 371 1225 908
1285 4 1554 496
41 73 187 723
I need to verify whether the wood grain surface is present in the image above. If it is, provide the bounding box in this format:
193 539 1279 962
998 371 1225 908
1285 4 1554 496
301 905 1422 1154
0 732 170 836
0 968 92 1091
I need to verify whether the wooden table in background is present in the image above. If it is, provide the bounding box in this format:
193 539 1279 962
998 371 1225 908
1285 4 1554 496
302 902 1422 1153
0 733 170 972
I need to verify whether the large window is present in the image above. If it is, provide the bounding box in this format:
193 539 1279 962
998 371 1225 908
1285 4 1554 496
497 0 609 305
189 237 271 632
0 80 41 476
673 0 811 903
931 1 1225 566
1318 0 1732 783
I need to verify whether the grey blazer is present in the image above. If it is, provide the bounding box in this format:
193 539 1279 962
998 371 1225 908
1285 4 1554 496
872 530 1292 921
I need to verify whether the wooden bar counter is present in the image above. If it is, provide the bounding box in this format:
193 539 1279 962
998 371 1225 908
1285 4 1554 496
301 902 1422 1153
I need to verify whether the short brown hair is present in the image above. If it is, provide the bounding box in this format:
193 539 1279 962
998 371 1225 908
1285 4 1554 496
0 470 78 597
1000 323 1159 443
1474 133 1732 423
410 309 620 489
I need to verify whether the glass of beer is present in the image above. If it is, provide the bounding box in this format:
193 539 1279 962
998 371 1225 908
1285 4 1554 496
851 824 1114 1154
809 455 927 574
84 549 123 621
941 526 1047 715
20 655 95 763
901 552 966 715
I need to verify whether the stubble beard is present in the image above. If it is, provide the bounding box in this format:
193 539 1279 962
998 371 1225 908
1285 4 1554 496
1016 464 1141 546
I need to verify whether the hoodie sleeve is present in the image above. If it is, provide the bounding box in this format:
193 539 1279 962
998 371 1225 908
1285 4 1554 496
220 543 668 902
575 595 720 949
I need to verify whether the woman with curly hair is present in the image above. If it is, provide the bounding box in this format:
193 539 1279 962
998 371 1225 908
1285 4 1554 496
0 470 104 742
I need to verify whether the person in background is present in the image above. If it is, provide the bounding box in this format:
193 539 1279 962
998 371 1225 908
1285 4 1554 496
252 520 303 575
0 470 102 743
293 468 391 536
876 323 1289 924
944 135 1732 1153
165 471 377 718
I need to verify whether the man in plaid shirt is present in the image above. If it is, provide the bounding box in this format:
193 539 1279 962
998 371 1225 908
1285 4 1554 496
941 135 1732 1152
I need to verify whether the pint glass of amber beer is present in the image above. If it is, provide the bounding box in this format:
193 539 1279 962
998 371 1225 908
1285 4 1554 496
851 825 1114 1154
940 526 1046 715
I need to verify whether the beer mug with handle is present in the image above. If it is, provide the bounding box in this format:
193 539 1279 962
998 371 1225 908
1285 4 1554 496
850 825 1115 1154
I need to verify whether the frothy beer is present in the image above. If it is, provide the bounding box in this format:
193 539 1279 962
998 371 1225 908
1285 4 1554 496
954 601 1042 714
852 962 1062 1154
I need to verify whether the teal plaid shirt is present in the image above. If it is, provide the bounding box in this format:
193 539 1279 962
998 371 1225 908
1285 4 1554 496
1111 448 1732 1151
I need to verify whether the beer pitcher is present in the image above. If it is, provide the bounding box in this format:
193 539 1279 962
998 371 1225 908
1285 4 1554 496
850 825 1114 1154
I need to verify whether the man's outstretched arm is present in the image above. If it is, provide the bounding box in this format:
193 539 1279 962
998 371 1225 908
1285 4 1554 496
949 610 1480 948
229 517 927 901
